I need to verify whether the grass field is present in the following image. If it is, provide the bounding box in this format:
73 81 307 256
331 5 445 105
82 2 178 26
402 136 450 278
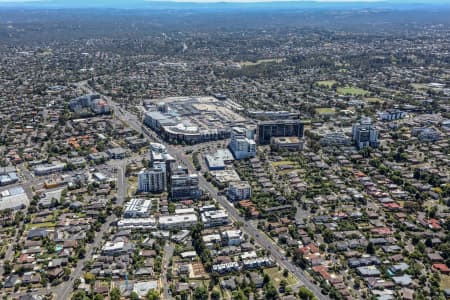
278 169 301 175
128 177 138 196
315 107 336 115
316 80 337 88
271 160 296 167
364 97 384 103
337 86 369 96
411 83 428 90
264 267 298 287
441 275 450 290
240 58 284 67
26 221 56 230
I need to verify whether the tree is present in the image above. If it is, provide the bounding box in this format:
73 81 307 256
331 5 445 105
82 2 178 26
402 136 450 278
298 286 316 300
366 242 375 255
211 290 221 300
71 291 90 300
84 272 95 284
130 292 140 300
279 279 288 292
113 206 123 217
3 260 12 275
264 282 278 299
232 290 248 300
193 286 208 300
110 287 121 300
146 289 160 300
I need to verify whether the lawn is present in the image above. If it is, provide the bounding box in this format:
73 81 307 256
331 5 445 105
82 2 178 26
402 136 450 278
128 177 138 196
264 267 298 287
26 221 56 230
440 275 450 290
315 107 336 115
278 169 301 176
271 160 296 167
411 83 428 90
316 80 337 88
337 86 369 96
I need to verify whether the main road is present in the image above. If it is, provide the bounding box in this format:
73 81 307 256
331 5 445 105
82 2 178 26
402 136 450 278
75 81 329 300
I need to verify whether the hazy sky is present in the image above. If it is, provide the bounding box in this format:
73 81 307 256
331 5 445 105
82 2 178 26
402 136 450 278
0 0 423 2
0 0 447 4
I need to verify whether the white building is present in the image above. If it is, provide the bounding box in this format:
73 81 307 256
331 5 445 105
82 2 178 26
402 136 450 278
138 162 166 193
0 186 29 211
212 262 240 274
229 127 256 160
149 143 175 167
33 162 66 176
222 229 244 246
101 240 131 256
117 218 157 229
378 109 406 121
352 117 379 149
123 198 153 218
201 209 229 228
159 214 198 230
228 181 252 201
242 257 273 269
175 208 196 215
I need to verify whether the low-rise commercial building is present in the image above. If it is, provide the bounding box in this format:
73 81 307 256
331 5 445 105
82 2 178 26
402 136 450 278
117 218 157 229
159 214 198 230
201 209 229 227
222 230 244 246
270 136 304 151
0 186 29 211
33 162 66 176
123 198 153 218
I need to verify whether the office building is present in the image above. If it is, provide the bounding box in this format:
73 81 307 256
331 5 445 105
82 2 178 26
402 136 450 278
352 117 379 149
138 162 166 193
229 127 256 160
170 166 201 201
257 119 304 145
228 181 252 201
